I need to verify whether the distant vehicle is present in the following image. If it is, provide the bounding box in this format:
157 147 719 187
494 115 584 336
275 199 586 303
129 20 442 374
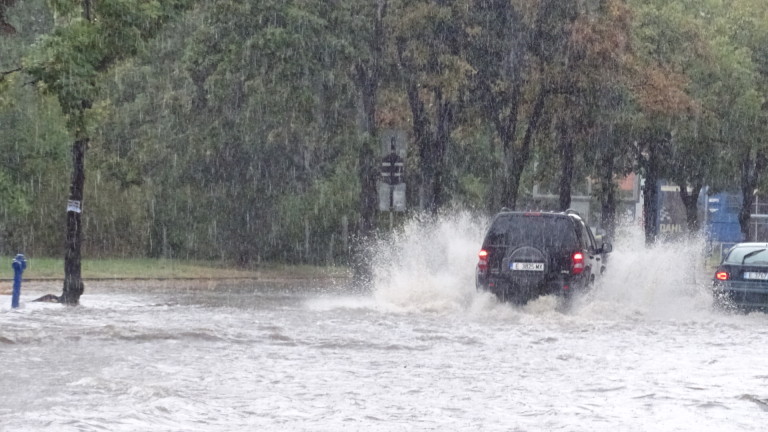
713 242 768 311
476 210 612 305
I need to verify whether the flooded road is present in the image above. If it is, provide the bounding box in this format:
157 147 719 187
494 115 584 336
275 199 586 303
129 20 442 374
2 219 768 431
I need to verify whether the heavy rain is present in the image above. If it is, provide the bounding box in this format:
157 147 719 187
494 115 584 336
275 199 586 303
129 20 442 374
2 0 768 431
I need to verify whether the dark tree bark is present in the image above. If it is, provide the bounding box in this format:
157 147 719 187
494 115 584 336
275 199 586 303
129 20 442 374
355 64 378 239
82 0 91 20
642 172 658 245
431 89 453 213
639 140 663 245
738 150 766 241
598 149 617 241
58 0 93 305
398 38 448 215
558 120 574 211
401 69 429 212
678 181 703 235
60 135 87 305
504 85 548 209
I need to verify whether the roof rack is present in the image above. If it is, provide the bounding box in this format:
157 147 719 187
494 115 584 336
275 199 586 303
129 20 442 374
564 208 583 218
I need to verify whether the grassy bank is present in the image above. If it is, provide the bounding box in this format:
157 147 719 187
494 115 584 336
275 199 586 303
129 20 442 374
0 257 349 280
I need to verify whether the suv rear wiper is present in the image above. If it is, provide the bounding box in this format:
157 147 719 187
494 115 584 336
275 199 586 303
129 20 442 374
742 248 766 265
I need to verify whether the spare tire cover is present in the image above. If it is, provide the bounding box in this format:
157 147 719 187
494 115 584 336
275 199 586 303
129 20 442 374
502 246 547 282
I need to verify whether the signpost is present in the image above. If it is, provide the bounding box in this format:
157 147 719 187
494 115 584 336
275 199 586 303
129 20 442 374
378 130 407 228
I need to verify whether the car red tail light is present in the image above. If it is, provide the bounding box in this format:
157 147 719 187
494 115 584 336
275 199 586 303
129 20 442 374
572 252 585 275
478 249 489 272
715 271 729 281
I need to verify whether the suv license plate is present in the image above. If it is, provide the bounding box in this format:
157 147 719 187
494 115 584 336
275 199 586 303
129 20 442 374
744 272 768 280
511 262 544 271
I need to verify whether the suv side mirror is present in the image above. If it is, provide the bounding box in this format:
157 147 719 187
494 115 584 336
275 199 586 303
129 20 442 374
601 242 613 253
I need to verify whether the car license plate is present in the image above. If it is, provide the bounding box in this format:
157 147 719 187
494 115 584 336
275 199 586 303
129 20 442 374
511 262 544 271
744 272 768 280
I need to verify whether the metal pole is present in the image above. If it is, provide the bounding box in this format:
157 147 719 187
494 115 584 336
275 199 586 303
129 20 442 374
11 254 27 309
389 185 394 231
754 194 759 241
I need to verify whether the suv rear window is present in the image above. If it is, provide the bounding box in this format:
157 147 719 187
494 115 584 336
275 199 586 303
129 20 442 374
484 214 579 250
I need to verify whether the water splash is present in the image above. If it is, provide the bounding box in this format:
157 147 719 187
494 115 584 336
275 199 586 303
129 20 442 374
369 211 719 320
370 210 488 313
582 224 714 320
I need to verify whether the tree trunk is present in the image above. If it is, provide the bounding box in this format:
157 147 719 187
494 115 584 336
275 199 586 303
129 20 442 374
739 184 754 242
738 151 765 241
352 95 378 286
641 141 661 245
558 121 574 211
401 66 433 213
678 182 702 235
504 170 521 211
431 90 452 214
60 136 87 305
352 1 386 287
598 149 617 241
642 174 658 245
58 0 93 305
355 66 378 243
503 84 547 209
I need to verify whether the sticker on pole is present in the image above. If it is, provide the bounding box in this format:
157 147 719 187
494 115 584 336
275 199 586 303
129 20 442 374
67 200 82 213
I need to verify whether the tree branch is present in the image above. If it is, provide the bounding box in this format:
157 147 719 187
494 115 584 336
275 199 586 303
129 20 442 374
1 66 22 77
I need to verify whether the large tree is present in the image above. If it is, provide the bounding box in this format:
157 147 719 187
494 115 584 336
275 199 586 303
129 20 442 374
23 0 196 304
724 0 768 239
391 0 473 214
464 0 551 210
552 0 632 214
627 0 700 244
327 0 390 283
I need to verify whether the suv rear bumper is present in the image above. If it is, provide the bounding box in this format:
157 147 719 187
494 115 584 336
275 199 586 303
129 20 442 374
477 274 584 303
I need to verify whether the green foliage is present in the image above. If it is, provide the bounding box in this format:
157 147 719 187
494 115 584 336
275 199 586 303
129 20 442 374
3 0 768 262
0 0 69 255
25 0 195 124
24 20 100 115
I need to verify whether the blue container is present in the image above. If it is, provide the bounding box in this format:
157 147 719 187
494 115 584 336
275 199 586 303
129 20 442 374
706 193 743 243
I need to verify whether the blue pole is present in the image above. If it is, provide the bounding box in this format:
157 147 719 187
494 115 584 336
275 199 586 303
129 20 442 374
11 254 27 309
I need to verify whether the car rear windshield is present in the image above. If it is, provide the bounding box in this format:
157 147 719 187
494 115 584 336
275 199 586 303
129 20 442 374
484 214 578 250
725 246 768 265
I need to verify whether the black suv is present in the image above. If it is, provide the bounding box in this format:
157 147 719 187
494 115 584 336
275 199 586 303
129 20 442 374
476 210 612 304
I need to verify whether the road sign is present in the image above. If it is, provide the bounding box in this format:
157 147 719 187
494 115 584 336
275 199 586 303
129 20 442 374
380 151 404 186
381 129 407 158
379 183 407 212
378 129 407 212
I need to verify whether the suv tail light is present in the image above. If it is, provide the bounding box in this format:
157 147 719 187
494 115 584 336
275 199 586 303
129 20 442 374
715 271 729 281
571 252 585 275
478 249 489 273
